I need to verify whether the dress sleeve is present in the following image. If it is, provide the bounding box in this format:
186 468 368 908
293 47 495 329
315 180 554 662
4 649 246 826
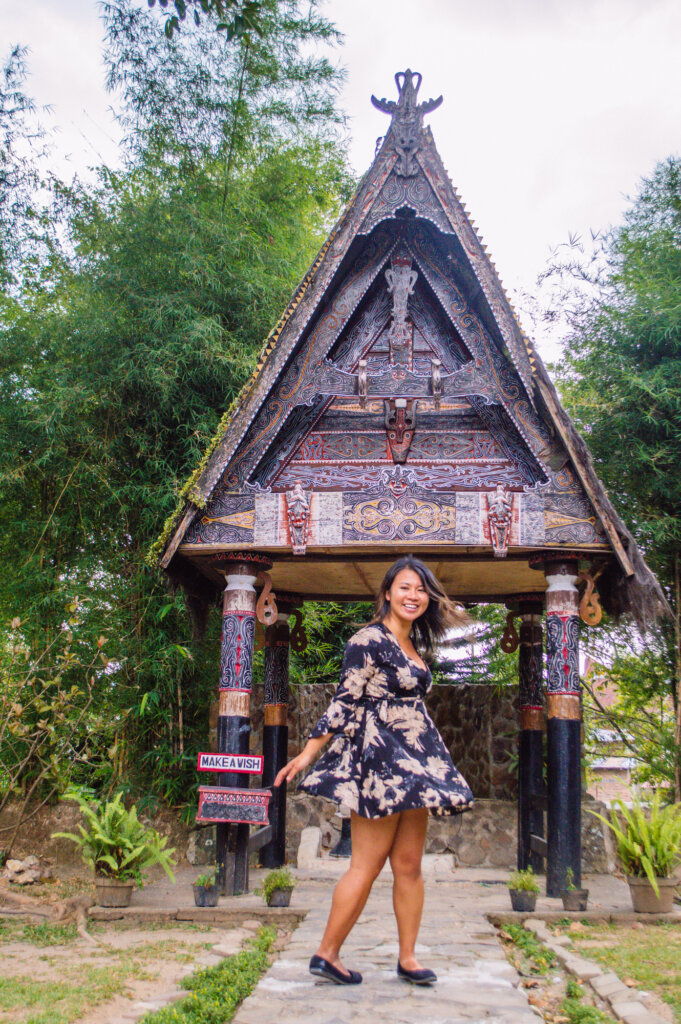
309 636 375 739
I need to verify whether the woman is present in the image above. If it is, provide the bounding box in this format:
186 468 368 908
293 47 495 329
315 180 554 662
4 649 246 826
274 555 474 987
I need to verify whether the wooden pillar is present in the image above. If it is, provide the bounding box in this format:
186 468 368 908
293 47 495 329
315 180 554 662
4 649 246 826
517 597 545 872
544 557 581 896
260 596 293 868
214 555 271 896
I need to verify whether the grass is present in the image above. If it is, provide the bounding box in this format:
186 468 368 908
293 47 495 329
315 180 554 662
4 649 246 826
0 921 228 1024
554 921 681 1023
561 979 618 1024
0 964 142 1024
500 922 557 974
138 926 277 1024
0 919 82 946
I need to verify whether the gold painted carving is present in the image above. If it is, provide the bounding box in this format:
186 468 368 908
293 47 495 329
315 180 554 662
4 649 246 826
256 572 278 625
547 694 581 720
519 708 544 730
264 704 288 726
578 569 603 625
343 497 455 537
219 690 251 716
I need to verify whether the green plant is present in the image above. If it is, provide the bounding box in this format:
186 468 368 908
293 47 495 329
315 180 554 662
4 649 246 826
260 867 295 903
139 926 276 1023
500 923 556 974
193 869 217 888
53 791 176 886
507 867 540 893
589 792 681 896
564 866 577 891
561 978 617 1024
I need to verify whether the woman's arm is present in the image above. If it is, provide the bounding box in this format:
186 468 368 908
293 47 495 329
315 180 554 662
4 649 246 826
273 733 333 787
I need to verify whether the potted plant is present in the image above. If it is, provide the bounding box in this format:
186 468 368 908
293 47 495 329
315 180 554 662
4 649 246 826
507 867 540 912
53 791 176 907
193 868 219 908
560 867 589 912
261 867 296 908
590 793 681 913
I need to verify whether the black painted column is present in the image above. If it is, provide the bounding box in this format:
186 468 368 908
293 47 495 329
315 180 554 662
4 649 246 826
214 554 271 896
260 597 293 868
544 557 581 896
517 597 545 872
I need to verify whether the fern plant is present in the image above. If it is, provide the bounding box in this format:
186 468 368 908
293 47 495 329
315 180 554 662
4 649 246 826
53 791 176 885
589 793 681 897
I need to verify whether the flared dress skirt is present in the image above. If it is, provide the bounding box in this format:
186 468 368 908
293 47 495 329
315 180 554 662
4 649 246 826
298 622 474 820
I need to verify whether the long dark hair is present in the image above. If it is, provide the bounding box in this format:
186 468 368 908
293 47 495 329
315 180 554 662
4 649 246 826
370 555 469 661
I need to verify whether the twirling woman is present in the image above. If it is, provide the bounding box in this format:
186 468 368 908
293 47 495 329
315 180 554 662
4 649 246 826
274 555 473 986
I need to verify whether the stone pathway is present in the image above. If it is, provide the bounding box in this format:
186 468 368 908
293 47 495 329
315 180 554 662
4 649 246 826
233 860 542 1024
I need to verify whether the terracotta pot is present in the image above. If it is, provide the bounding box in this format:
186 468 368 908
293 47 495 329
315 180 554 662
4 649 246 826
561 889 589 911
627 875 677 914
193 884 220 908
267 887 293 907
95 877 134 908
509 889 537 912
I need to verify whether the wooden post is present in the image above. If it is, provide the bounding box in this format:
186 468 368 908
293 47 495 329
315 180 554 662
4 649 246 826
214 554 271 895
544 557 581 896
260 596 293 868
517 597 545 872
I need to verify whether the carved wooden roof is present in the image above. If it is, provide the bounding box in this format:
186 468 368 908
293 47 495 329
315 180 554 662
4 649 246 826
159 71 667 628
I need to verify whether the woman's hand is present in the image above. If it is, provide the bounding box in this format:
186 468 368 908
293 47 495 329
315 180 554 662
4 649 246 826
273 735 331 787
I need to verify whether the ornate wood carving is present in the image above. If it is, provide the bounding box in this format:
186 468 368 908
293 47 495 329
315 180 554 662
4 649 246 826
255 572 278 625
306 356 498 402
384 398 416 463
385 253 417 366
371 69 442 177
289 609 308 653
285 481 311 555
221 228 395 490
487 485 513 558
546 616 580 694
500 611 520 653
184 493 255 545
578 569 603 625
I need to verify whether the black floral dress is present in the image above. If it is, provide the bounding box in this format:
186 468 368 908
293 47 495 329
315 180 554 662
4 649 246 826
298 622 474 819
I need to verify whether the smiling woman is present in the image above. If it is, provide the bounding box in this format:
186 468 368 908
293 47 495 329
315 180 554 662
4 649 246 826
274 555 473 987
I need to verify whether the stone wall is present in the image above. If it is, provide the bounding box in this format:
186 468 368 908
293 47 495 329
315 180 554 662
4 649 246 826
282 794 614 872
248 681 519 800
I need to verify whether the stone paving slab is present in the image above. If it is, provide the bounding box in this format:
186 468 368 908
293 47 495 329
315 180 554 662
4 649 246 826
232 867 542 1024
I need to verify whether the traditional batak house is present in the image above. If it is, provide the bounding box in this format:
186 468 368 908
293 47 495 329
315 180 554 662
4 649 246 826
158 72 666 896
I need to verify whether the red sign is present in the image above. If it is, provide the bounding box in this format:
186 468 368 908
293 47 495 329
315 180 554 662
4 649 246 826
197 752 263 774
196 786 271 825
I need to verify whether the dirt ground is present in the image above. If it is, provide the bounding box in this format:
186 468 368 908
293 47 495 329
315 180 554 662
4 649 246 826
0 916 259 1024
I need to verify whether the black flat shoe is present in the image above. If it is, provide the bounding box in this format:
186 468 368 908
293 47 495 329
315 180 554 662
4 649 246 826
397 960 437 985
309 955 362 985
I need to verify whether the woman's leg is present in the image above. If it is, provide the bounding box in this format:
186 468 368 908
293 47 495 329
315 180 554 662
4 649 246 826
388 807 429 970
316 811 400 973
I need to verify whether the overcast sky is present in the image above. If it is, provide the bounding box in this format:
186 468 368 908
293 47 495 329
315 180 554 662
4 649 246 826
5 0 681 360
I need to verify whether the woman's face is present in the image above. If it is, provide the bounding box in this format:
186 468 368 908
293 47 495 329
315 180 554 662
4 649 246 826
385 568 430 624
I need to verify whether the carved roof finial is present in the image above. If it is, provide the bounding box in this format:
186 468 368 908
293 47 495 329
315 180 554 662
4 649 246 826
371 70 442 177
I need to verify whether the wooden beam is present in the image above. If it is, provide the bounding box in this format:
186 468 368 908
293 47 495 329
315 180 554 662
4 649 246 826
160 505 198 570
530 835 547 858
248 825 273 853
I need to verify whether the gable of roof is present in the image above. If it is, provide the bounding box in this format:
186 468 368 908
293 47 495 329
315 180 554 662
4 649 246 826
157 71 669 630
